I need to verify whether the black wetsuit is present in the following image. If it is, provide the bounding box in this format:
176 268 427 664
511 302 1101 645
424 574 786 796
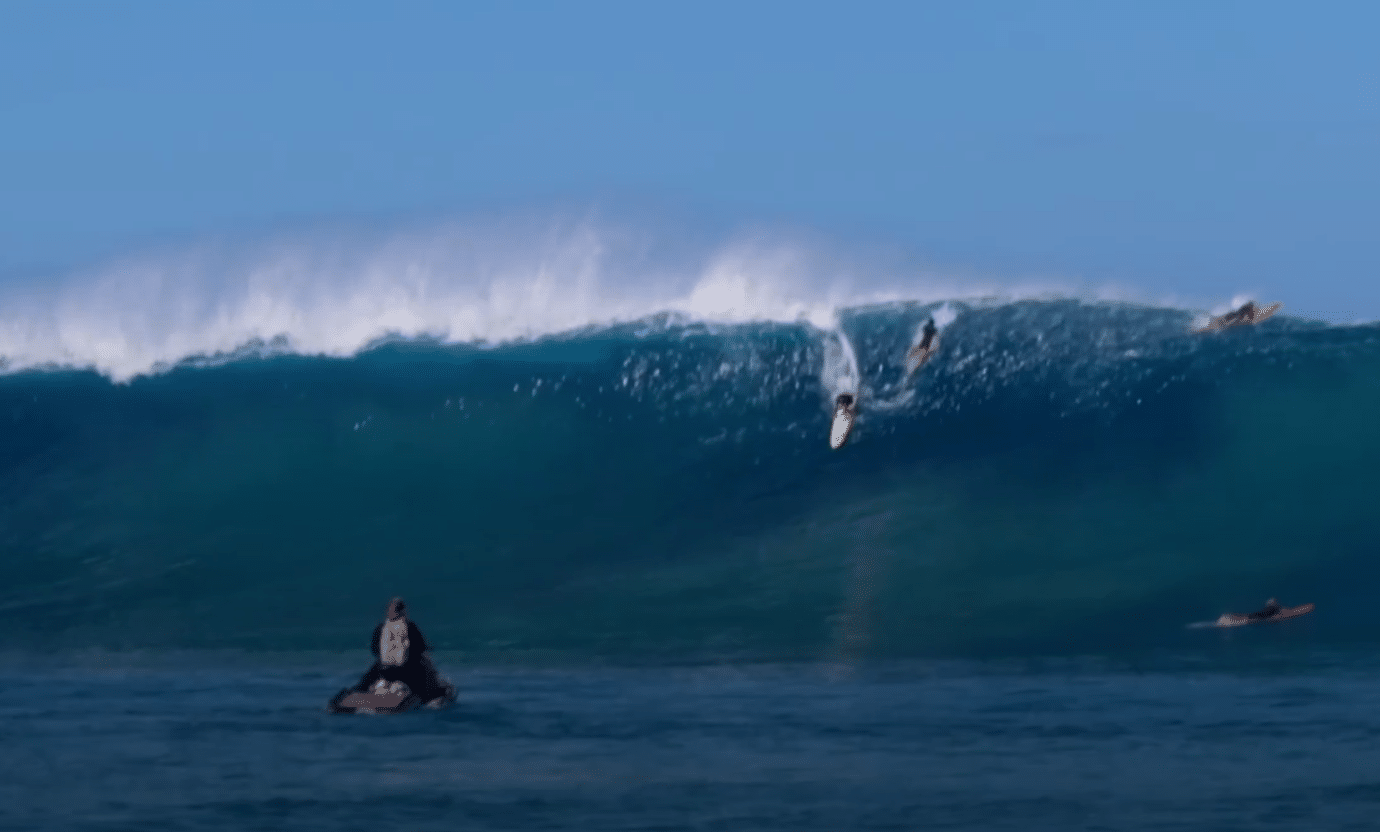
919 320 937 350
354 619 449 701
1220 304 1256 327
1247 601 1282 621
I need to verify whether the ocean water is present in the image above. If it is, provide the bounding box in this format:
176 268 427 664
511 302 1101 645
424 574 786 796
4 269 1380 828
4 299 1377 658
8 655 1380 831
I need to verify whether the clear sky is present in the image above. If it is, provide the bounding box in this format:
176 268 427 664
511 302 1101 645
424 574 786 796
3 1 1377 319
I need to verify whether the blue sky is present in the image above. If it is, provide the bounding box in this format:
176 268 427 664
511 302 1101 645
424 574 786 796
3 1 1377 318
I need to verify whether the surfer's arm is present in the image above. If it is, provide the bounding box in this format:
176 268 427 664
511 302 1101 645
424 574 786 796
409 621 430 655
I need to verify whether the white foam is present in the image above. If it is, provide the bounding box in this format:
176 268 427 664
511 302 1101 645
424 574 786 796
822 327 860 401
931 302 958 329
0 216 1198 382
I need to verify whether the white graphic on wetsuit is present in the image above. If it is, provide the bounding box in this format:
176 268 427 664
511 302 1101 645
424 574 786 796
379 619 410 666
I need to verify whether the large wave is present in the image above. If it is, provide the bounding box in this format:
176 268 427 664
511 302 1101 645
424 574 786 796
2 220 1374 660
4 283 1376 660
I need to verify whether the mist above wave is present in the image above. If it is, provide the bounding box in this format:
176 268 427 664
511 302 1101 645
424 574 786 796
0 214 1131 382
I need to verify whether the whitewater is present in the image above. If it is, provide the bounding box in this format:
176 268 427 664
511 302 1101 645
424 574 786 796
0 218 1138 383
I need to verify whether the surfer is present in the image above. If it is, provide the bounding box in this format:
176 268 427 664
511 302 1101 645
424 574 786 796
1217 301 1258 327
917 317 938 351
904 317 941 376
351 597 452 703
835 392 856 413
1194 299 1284 333
1204 598 1312 629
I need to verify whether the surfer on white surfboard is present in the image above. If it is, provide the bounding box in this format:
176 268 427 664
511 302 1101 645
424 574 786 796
1195 300 1281 333
1218 301 1259 327
918 318 938 352
904 318 940 377
1199 598 1314 629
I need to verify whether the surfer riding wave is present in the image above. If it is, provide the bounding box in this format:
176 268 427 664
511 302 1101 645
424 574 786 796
917 318 938 352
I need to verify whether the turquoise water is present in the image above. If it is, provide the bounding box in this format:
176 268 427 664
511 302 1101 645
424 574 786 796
3 300 1376 659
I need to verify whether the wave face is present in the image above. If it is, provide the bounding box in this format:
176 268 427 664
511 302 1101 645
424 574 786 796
3 298 1377 660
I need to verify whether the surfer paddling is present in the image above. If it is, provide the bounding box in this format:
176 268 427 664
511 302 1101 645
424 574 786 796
1195 300 1282 333
1217 301 1259 327
349 597 454 705
1209 598 1314 628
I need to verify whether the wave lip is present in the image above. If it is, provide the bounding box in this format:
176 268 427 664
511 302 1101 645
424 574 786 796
0 218 1135 381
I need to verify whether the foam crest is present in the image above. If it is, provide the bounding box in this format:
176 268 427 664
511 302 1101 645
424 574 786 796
0 216 1159 381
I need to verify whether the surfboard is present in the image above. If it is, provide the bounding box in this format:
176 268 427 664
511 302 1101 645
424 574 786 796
1199 602 1315 629
1193 302 1283 334
829 401 856 450
327 679 457 714
328 685 422 714
904 337 940 376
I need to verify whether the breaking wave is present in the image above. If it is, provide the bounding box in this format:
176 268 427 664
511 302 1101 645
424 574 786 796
2 221 1374 661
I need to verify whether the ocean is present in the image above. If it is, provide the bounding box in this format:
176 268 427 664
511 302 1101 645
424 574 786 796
4 284 1379 829
8 655 1380 831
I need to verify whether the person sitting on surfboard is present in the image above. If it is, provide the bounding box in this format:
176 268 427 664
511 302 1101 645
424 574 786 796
1247 598 1283 620
352 597 452 702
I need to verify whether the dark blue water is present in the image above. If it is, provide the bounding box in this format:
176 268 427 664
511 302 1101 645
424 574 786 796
8 654 1380 831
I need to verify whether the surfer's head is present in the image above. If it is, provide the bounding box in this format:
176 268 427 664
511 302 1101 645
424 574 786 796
386 597 406 620
836 393 854 408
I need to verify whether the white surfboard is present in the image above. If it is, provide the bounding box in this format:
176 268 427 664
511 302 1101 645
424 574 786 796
1187 603 1314 629
1214 603 1313 628
829 401 856 450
